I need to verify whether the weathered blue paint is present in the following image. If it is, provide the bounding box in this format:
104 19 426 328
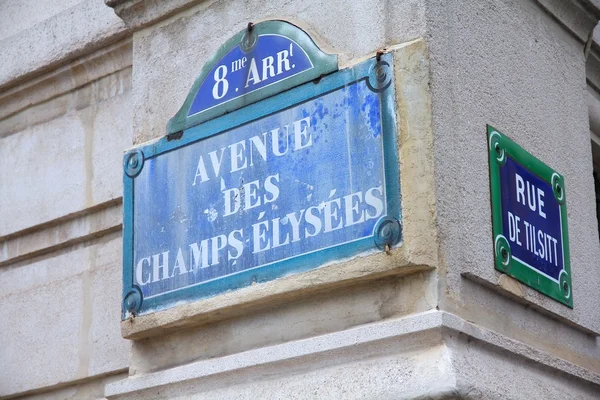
167 20 338 135
500 157 564 281
188 34 314 117
123 54 401 318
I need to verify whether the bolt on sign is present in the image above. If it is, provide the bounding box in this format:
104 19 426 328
487 126 572 307
122 20 403 319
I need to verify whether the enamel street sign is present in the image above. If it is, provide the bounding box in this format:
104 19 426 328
122 21 402 318
488 126 572 307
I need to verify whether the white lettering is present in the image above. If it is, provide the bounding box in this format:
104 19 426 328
526 181 537 212
264 173 280 204
365 186 384 220
170 248 188 277
537 189 546 218
293 117 312 150
272 217 290 248
189 241 209 269
208 148 226 178
249 133 268 166
135 257 151 286
343 191 365 227
323 198 343 233
211 234 227 266
276 50 291 74
287 209 305 242
193 156 210 185
271 126 289 156
151 251 169 283
304 206 322 238
223 187 240 217
228 229 244 261
516 173 525 205
229 140 247 173
252 220 271 253
243 179 261 210
245 58 261 88
261 56 275 81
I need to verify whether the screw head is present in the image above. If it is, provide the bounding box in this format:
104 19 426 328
123 287 143 315
128 154 138 169
125 296 136 309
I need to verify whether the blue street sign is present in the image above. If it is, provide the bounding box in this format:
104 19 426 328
188 34 314 117
488 127 572 306
122 22 401 318
500 157 563 280
167 21 338 134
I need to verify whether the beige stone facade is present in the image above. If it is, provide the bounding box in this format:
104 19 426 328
1 1 600 399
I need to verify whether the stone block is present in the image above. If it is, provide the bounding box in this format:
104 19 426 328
0 202 122 267
0 0 83 42
91 88 133 205
89 237 131 377
0 115 86 236
0 87 131 237
0 0 127 90
0 243 89 298
0 274 83 396
16 373 127 400
0 236 129 397
129 273 434 374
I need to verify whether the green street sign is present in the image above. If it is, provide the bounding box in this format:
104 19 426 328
487 125 572 307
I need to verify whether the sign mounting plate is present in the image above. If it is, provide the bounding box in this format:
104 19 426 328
488 126 572 307
122 21 402 318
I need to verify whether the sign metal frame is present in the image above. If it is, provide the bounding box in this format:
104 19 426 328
487 125 572 307
122 51 402 319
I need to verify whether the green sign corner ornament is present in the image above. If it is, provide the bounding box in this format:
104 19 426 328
487 125 572 307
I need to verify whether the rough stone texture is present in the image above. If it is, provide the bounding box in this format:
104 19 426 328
106 0 206 31
0 0 128 91
0 201 122 267
129 273 436 375
89 237 131 378
0 0 83 41
0 235 130 398
107 311 600 399
122 252 431 340
0 273 83 396
120 347 454 400
536 0 600 43
588 47 600 93
15 373 127 400
393 40 438 265
0 39 132 129
448 325 600 399
0 70 132 237
107 311 452 399
0 4 133 397
591 87 600 135
426 0 600 334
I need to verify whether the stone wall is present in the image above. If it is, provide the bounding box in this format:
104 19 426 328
1 0 599 399
0 1 131 398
